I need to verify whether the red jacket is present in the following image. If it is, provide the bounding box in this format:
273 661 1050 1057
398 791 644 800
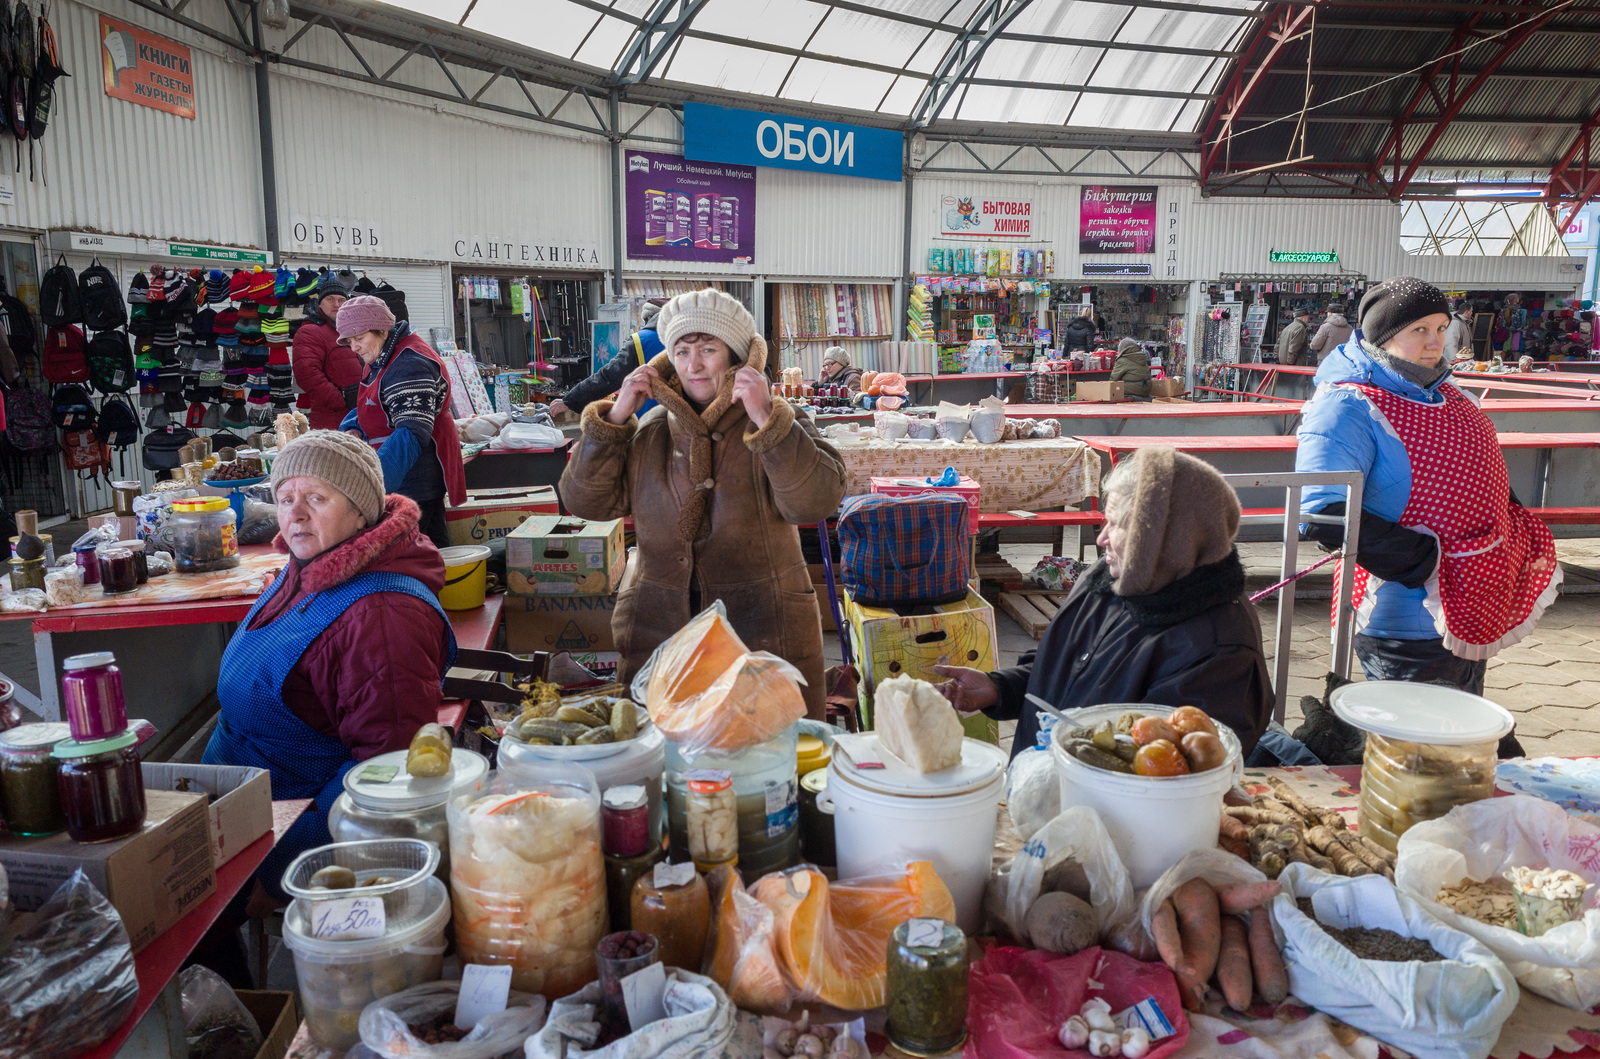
293 311 364 430
253 495 451 761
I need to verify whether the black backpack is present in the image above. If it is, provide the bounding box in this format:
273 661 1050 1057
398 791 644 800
10 2 32 81
86 329 132 394
142 424 194 471
28 6 64 142
0 283 35 358
39 254 77 325
48 380 93 429
95 392 139 448
78 259 124 330
373 280 409 323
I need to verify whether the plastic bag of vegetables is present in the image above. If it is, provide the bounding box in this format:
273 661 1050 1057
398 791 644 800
991 805 1136 949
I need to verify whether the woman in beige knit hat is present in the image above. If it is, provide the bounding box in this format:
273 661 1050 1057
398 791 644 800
560 288 848 718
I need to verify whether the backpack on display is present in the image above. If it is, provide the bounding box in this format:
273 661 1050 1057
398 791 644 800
48 380 94 429
836 492 972 608
373 280 409 323
41 322 85 383
142 424 194 471
78 259 126 330
86 329 132 394
62 423 107 476
95 392 139 449
0 283 36 358
28 5 66 142
1 372 51 453
0 0 14 80
39 255 78 325
11 2 33 82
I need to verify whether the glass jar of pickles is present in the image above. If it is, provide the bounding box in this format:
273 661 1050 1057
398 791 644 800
886 919 969 1056
53 729 147 843
684 770 737 870
0 722 70 836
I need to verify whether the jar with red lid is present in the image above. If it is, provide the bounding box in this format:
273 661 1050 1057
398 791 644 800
53 729 146 843
61 652 128 743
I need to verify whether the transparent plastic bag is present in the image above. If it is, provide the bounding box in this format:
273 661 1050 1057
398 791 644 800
357 981 546 1058
0 870 139 1059
1138 848 1271 940
180 964 263 1059
490 423 563 451
629 602 807 757
1394 794 1600 1009
1005 746 1059 842
703 864 793 1014
237 497 279 546
1269 863 1519 1059
993 806 1137 948
873 410 909 441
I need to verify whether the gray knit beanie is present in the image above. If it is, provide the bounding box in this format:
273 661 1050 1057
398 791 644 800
657 288 757 362
1359 277 1452 349
270 429 385 524
823 345 850 368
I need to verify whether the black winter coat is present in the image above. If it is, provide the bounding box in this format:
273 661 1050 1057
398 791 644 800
563 328 663 412
1064 316 1097 351
988 553 1272 759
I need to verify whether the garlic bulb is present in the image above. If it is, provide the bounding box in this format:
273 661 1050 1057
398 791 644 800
1089 1029 1123 1057
1058 1016 1091 1049
1121 1028 1152 1059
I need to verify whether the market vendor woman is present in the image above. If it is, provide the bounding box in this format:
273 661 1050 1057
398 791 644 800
204 431 456 903
935 446 1272 758
560 289 848 718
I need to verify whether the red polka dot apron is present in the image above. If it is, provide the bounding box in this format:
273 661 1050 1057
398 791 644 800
1333 381 1560 660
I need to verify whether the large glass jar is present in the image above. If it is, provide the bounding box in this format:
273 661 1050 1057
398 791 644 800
447 764 606 997
53 729 146 843
1359 731 1498 852
168 497 239 572
886 919 969 1056
629 863 710 972
328 747 488 881
0 722 70 835
665 724 800 883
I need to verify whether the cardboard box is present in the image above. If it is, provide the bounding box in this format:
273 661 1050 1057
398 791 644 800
445 486 560 546
505 592 618 654
844 587 1000 744
869 475 982 525
0 789 216 953
141 762 272 870
237 991 298 1059
1149 378 1186 398
506 516 625 596
1075 380 1125 402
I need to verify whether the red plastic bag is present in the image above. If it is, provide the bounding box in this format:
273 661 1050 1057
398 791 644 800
964 946 1189 1059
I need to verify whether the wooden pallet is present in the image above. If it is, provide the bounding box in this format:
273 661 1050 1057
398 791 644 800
975 554 1027 592
998 590 1070 639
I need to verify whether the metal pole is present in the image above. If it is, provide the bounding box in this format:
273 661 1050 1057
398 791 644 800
609 89 624 300
899 131 913 341
252 5 280 255
1272 485 1301 724
1332 475 1362 679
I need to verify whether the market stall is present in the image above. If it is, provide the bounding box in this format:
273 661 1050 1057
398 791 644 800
828 436 1100 515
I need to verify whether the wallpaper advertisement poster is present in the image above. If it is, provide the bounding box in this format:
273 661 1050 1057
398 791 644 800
100 15 195 119
939 194 1035 239
625 150 756 264
1079 185 1158 254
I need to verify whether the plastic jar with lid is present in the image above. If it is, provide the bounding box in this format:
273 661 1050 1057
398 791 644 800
665 724 800 881
629 862 710 971
886 919 969 1056
169 497 239 572
61 652 128 743
0 722 70 835
53 728 147 843
684 769 737 870
327 747 488 881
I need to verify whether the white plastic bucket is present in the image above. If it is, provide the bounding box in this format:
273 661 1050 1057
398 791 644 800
825 738 1007 934
1049 704 1241 889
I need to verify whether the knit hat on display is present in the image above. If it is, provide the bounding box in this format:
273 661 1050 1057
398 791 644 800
1117 337 1142 356
1106 445 1241 598
1358 277 1452 350
201 403 222 429
185 402 206 429
206 270 229 304
128 272 149 305
293 268 319 301
656 288 757 361
822 345 850 368
336 295 396 340
271 430 387 525
225 270 249 302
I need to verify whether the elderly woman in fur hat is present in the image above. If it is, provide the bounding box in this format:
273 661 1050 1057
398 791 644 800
560 289 848 719
936 446 1272 759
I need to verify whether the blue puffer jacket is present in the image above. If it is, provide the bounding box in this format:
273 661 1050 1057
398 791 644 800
1295 334 1446 639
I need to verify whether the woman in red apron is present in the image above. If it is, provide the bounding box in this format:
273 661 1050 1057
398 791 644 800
335 295 465 546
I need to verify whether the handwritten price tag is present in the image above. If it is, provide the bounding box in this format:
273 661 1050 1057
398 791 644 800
654 861 697 889
455 964 513 1031
904 918 946 948
309 897 387 940
621 961 668 1031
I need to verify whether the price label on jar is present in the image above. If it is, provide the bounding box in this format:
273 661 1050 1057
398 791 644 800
904 918 946 948
765 777 798 838
309 897 387 940
654 861 697 889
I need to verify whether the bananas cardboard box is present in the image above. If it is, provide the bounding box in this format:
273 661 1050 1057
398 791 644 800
506 516 625 596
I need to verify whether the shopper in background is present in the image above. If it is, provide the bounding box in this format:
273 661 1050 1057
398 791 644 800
1063 305 1097 353
818 345 864 394
1308 302 1353 364
560 288 848 719
1110 336 1151 398
291 272 359 430
1276 307 1312 365
1443 298 1476 362
196 431 453 982
337 295 466 546
550 298 667 416
1294 277 1559 758
934 446 1272 760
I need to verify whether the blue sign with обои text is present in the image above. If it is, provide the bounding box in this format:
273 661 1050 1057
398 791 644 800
683 101 902 182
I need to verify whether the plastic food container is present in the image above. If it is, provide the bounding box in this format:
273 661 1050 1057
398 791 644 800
1331 682 1512 853
437 545 490 610
52 729 146 843
169 497 239 572
281 839 440 911
327 749 488 881
0 722 69 836
665 725 800 882
499 724 664 845
1050 704 1242 889
284 875 451 1051
827 734 1006 934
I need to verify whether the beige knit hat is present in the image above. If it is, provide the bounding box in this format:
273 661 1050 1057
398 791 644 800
656 288 757 362
823 345 850 368
1107 446 1240 597
270 429 386 524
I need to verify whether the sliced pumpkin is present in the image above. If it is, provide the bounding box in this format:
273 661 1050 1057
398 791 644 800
645 606 747 709
758 862 956 1011
706 864 793 1013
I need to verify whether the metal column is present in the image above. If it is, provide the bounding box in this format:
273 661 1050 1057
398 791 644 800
609 89 624 299
252 6 280 254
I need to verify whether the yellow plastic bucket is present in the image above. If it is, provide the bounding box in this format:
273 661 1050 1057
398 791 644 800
437 545 490 610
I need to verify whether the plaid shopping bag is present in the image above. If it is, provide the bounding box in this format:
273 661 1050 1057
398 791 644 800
837 493 970 608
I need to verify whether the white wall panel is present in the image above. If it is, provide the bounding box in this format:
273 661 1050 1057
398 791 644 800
1406 254 1586 293
6 0 262 246
752 167 902 280
1179 194 1405 282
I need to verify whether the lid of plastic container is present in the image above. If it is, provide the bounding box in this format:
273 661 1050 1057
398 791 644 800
438 545 490 565
282 875 450 958
63 651 116 671
173 497 229 512
113 540 145 553
52 728 139 759
0 721 71 752
830 735 1007 798
1329 681 1515 745
343 748 489 812
796 735 828 764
